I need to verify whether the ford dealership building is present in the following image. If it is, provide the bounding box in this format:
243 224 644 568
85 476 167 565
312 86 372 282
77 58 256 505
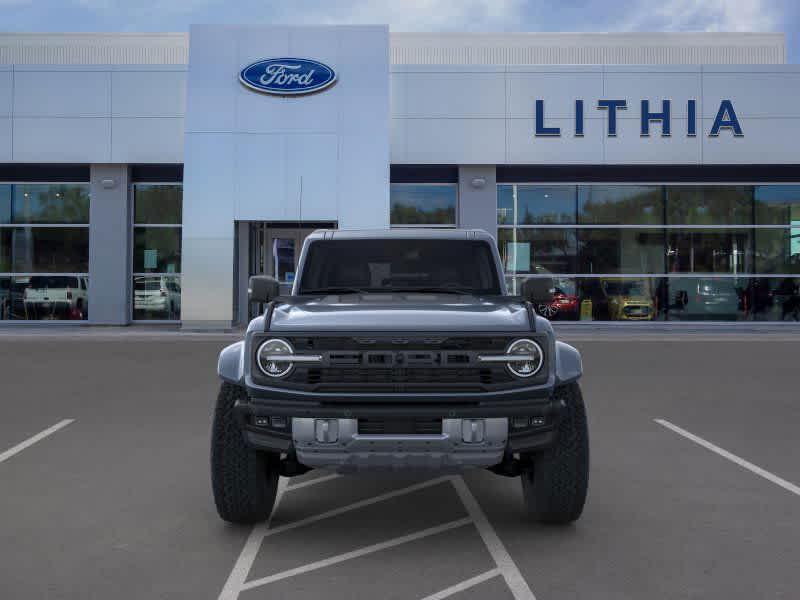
0 27 798 327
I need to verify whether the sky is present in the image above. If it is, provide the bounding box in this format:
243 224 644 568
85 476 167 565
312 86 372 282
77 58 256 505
0 0 797 62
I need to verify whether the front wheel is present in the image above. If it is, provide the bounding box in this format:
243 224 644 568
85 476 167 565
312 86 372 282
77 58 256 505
211 382 280 524
521 383 589 524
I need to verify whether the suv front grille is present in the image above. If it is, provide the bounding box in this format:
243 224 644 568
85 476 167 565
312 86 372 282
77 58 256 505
303 366 507 388
277 335 521 393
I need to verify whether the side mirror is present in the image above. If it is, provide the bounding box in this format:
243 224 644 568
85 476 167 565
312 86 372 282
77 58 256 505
521 277 554 304
249 275 280 304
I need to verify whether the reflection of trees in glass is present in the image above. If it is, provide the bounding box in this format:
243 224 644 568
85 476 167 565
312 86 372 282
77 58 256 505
134 185 183 224
578 186 662 225
390 184 456 225
667 186 752 225
390 204 455 225
13 185 90 224
754 185 800 225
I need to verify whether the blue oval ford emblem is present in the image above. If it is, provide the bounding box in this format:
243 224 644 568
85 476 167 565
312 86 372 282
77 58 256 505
239 58 337 96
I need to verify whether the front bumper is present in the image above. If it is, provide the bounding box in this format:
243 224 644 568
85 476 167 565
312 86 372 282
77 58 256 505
234 389 563 469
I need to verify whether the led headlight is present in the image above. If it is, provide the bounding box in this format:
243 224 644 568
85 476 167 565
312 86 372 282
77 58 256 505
505 338 544 378
256 338 295 378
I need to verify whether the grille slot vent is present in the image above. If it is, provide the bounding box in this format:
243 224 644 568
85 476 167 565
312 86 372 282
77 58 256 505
358 418 442 435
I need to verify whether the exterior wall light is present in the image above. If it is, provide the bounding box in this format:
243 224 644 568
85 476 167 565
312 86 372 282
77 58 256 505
470 177 487 189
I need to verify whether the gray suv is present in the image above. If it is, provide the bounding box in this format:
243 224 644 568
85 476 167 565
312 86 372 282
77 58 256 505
213 229 588 524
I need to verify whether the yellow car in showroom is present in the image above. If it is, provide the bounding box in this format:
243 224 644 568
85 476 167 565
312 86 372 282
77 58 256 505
600 278 655 321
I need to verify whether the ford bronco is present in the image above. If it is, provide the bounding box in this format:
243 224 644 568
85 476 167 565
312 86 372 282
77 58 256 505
212 229 588 524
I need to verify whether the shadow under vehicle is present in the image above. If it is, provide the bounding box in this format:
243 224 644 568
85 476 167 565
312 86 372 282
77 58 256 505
213 229 588 526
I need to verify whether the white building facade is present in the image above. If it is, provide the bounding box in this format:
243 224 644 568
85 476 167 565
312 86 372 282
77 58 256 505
0 28 798 326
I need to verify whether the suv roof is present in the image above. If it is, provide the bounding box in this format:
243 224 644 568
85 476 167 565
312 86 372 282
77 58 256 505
306 228 494 242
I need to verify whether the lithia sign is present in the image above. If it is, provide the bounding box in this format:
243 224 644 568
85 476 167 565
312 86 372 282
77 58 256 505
535 99 743 138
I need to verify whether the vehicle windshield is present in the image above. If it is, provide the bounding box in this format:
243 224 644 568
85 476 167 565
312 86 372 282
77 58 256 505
604 281 647 296
297 239 502 295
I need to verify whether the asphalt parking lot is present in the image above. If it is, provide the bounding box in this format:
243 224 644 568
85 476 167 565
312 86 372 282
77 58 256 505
1 329 799 599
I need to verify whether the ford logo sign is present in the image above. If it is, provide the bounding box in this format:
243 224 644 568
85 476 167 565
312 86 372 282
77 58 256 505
239 57 337 96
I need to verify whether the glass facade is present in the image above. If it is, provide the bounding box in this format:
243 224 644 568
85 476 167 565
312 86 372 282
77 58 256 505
390 183 457 226
132 184 182 320
0 183 90 321
498 184 800 321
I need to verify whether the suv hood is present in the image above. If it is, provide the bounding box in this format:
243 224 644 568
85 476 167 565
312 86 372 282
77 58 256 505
267 293 531 332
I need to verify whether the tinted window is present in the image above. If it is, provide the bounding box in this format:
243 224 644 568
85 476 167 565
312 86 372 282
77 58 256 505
1 227 89 273
754 185 800 225
390 184 457 226
5 184 90 224
666 186 752 225
578 185 663 225
497 185 575 225
134 185 182 225
497 228 577 274
133 228 181 273
298 239 501 294
578 229 665 274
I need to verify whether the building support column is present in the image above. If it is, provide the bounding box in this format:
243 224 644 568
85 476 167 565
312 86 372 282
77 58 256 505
457 166 497 238
88 164 130 325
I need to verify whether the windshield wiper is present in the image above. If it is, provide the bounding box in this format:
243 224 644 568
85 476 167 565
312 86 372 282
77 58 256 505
300 287 372 295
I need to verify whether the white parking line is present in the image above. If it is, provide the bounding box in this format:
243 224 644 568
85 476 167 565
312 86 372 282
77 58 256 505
655 419 800 497
217 475 452 600
287 473 342 490
450 476 537 600
419 568 501 600
241 517 473 591
0 419 75 465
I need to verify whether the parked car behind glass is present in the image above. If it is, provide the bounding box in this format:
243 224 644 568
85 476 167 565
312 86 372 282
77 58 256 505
23 275 88 320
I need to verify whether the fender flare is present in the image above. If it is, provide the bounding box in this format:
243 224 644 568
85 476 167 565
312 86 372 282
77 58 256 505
218 341 245 385
554 340 582 385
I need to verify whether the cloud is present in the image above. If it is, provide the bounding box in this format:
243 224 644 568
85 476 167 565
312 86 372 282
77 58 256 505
275 0 525 31
621 0 781 32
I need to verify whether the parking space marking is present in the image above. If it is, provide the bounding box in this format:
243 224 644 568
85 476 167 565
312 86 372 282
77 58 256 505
655 419 800 497
241 517 473 591
419 568 501 600
287 473 342 490
262 476 453 539
218 475 452 600
0 419 75 465
451 476 537 600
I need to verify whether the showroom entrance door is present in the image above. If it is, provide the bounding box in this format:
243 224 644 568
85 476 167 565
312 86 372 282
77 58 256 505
247 222 336 319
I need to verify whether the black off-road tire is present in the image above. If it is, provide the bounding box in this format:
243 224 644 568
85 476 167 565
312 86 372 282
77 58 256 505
521 382 589 524
211 382 280 524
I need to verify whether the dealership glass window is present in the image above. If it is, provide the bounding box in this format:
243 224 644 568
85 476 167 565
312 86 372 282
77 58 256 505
0 183 90 321
744 277 800 321
578 185 663 225
754 185 800 225
390 184 457 226
666 229 753 274
755 228 800 274
132 184 182 320
666 186 752 225
498 185 575 225
498 228 577 275
666 277 748 321
578 229 665 274
497 183 800 322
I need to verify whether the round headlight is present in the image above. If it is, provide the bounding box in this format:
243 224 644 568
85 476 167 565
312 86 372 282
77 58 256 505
506 339 544 378
256 338 294 378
